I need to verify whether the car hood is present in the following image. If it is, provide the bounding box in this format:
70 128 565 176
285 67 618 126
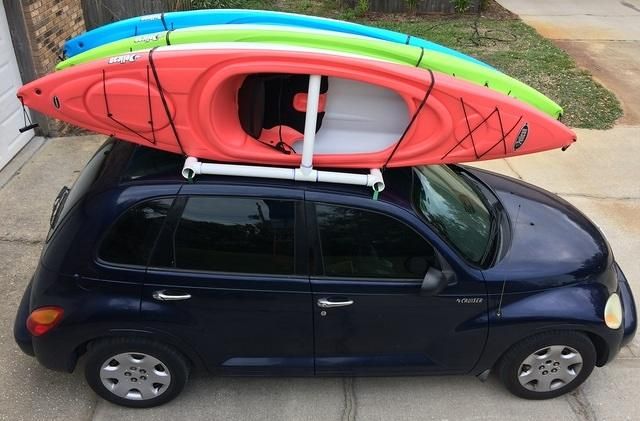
469 168 612 293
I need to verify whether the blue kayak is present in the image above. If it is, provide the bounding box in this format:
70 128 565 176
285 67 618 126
64 9 493 68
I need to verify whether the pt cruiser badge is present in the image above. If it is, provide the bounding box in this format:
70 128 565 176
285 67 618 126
456 297 484 304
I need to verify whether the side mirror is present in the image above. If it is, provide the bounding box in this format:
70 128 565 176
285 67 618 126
420 255 456 296
420 268 449 296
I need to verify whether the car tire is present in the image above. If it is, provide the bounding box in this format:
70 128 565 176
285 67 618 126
84 337 190 408
497 331 596 399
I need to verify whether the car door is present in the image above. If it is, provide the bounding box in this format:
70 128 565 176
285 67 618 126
141 184 313 375
307 193 488 375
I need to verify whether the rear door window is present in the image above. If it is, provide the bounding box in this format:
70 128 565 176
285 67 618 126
166 197 296 275
98 198 174 266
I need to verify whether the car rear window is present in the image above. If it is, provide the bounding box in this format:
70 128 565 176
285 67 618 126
120 145 184 182
47 141 114 241
98 198 174 266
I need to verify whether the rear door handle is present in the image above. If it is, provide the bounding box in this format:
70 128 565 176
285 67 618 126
317 298 354 308
152 290 192 301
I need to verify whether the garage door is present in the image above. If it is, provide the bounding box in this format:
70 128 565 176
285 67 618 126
0 3 34 170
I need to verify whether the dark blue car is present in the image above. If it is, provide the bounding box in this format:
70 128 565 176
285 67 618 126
14 138 636 407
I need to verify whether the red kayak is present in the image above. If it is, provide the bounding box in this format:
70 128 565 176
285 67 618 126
18 44 575 168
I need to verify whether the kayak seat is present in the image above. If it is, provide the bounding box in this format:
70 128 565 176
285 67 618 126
237 75 266 139
238 74 329 142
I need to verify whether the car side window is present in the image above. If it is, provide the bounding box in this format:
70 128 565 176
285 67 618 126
315 203 436 279
99 198 174 266
170 197 296 275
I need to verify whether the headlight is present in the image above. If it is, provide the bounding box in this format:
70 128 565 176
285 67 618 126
604 293 622 329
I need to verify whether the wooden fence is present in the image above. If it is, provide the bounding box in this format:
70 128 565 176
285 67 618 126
344 0 481 14
83 1 481 29
82 0 169 30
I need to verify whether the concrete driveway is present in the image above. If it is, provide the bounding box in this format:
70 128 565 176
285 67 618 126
497 0 640 125
1 2 639 420
1 135 638 421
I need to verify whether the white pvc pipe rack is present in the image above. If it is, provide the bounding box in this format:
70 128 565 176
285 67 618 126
181 74 385 193
182 158 385 192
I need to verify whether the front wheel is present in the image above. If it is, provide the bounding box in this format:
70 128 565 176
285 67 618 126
84 337 190 408
498 331 596 399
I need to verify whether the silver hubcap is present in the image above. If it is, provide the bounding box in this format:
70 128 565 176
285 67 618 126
518 345 583 392
99 352 171 400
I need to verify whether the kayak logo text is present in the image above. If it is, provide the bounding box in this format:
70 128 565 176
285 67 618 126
140 14 162 21
108 54 141 65
514 123 529 150
134 34 161 43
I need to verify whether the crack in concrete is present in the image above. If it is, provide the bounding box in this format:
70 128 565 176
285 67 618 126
0 237 43 245
621 1 640 13
521 13 640 17
87 394 101 421
504 160 523 180
555 192 640 201
341 377 357 421
566 388 598 421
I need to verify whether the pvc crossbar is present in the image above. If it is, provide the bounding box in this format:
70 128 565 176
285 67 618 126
181 158 385 192
180 74 385 192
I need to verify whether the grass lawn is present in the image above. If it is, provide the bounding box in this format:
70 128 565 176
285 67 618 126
237 0 622 129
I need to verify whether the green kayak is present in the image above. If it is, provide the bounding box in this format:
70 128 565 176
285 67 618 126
56 25 563 119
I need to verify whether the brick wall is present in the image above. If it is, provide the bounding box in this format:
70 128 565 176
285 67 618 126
21 0 86 134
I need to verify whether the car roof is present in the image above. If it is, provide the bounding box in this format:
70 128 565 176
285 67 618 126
91 138 415 208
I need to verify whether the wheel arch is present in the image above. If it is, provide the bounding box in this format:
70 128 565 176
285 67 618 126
472 325 614 375
71 328 208 373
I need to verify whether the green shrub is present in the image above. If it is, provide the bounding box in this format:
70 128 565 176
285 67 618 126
450 0 471 13
406 0 418 13
355 0 369 17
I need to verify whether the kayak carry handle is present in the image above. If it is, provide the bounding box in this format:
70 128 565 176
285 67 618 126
19 123 39 133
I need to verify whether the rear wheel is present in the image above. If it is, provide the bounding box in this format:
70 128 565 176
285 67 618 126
498 331 596 399
84 337 189 408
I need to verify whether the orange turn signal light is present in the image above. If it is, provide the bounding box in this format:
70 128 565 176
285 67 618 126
26 306 64 337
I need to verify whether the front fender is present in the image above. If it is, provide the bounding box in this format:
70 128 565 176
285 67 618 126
472 283 623 374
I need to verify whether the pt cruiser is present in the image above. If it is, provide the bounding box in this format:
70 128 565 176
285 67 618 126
14 139 636 407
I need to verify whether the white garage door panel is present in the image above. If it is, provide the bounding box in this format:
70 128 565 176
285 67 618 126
0 3 34 170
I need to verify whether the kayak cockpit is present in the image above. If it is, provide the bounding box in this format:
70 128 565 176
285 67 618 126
237 73 409 155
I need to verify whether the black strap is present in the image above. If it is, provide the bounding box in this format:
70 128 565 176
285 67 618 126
383 69 435 170
405 34 412 45
165 29 173 46
102 70 155 144
440 102 522 160
274 77 294 154
160 13 168 31
148 47 186 155
146 65 157 145
415 47 425 67
17 96 38 133
460 98 479 158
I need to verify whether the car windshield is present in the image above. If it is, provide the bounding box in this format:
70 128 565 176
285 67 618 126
413 166 492 264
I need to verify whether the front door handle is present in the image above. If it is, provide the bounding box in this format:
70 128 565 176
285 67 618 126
153 290 192 301
317 298 354 308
